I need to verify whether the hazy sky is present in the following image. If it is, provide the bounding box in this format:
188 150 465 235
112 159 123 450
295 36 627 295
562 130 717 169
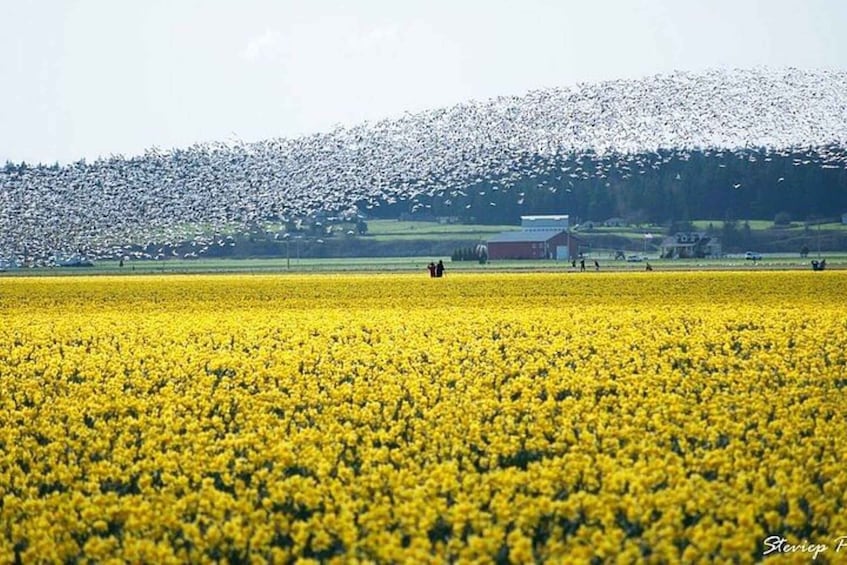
2 0 846 164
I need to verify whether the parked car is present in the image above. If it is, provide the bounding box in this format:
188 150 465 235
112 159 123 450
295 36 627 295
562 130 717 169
744 251 762 260
626 255 647 262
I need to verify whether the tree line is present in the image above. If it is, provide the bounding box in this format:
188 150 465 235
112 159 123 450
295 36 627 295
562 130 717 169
368 145 847 226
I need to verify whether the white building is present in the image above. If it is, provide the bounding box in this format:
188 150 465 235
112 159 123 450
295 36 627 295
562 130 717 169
520 215 569 231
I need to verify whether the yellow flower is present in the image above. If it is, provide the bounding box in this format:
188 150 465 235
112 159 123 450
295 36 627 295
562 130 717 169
0 272 844 562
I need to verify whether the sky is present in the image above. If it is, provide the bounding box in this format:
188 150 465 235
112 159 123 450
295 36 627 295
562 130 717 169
2 0 846 165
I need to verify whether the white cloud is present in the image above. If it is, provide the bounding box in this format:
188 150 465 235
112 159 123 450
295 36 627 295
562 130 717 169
240 29 284 62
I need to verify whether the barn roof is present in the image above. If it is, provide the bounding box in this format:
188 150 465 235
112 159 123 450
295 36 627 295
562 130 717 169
487 229 565 243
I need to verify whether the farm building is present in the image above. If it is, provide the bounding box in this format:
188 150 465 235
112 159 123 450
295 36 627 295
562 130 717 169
488 216 581 260
660 232 721 259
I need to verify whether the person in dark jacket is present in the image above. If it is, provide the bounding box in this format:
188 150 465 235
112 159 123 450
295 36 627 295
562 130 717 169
435 260 445 277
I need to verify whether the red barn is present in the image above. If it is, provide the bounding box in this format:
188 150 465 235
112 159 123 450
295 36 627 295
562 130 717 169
487 229 580 260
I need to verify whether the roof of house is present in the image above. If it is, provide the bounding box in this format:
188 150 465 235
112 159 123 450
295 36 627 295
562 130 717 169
488 229 566 243
660 239 698 247
520 215 568 221
660 235 720 247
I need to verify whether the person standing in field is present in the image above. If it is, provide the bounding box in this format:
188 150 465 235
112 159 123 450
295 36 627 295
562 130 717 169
594 260 600 271
580 258 585 271
427 262 436 277
436 260 445 277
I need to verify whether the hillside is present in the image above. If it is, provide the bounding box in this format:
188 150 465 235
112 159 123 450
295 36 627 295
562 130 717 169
1 68 846 265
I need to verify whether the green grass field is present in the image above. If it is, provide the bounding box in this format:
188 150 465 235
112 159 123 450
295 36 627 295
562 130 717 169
362 219 518 241
576 220 847 237
689 219 847 231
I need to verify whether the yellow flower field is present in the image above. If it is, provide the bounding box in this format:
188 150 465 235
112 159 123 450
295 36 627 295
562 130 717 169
0 272 845 563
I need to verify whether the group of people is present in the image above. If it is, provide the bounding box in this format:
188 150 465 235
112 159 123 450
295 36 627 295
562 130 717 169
571 257 653 271
571 258 600 271
427 260 445 277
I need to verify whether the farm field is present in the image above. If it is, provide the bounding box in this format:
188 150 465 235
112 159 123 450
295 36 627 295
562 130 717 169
363 220 519 241
2 252 846 277
1 272 846 562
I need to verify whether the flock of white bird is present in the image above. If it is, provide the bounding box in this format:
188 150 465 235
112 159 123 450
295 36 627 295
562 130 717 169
1 68 846 266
